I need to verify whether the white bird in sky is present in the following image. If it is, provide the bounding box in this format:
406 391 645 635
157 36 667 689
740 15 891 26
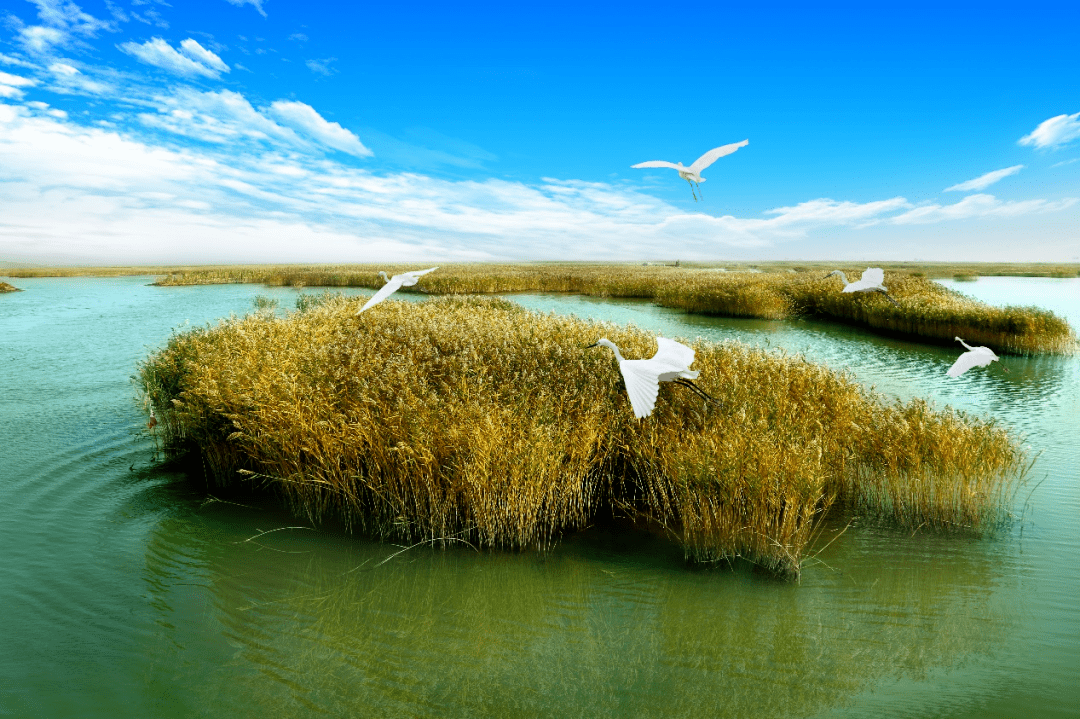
356 267 439 314
947 337 1007 378
587 336 720 419
632 139 749 201
824 267 900 307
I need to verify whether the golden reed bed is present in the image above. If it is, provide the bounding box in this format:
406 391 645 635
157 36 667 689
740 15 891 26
147 264 1077 355
140 295 1028 577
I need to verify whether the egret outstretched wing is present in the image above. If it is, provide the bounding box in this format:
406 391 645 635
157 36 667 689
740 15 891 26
947 351 994 378
631 160 682 170
398 266 439 286
858 267 885 288
842 267 886 293
947 336 999 378
356 267 439 314
618 361 663 419
688 139 749 174
357 278 404 313
652 337 699 380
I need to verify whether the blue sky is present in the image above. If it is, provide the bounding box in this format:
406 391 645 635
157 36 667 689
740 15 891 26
1 0 1078 265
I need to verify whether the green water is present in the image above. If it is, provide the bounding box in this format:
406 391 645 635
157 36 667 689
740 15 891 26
1 276 1078 718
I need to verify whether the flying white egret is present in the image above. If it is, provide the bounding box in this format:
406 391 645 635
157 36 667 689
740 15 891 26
632 139 749 201
823 267 900 307
587 336 721 419
947 337 1008 378
356 267 439 314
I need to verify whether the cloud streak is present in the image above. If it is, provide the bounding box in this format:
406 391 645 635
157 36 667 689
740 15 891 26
944 165 1023 192
224 0 268 19
891 193 1077 225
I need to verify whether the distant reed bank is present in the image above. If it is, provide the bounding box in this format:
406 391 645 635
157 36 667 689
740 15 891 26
151 264 1077 355
140 295 1027 577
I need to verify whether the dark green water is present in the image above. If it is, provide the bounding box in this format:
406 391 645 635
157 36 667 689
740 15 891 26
1 276 1078 718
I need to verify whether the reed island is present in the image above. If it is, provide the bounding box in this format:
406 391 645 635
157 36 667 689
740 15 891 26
0 281 21 292
140 294 1029 577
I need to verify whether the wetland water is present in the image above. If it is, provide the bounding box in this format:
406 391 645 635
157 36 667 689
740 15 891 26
1 276 1078 718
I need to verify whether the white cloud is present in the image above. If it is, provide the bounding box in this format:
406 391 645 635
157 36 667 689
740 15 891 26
1 97 1077 266
268 100 373 157
763 197 909 226
0 53 38 69
944 165 1024 192
119 37 229 79
0 105 922 264
224 0 268 18
16 0 117 53
0 71 37 88
306 58 335 76
137 88 374 161
179 39 229 74
49 62 80 76
30 0 115 35
44 60 111 95
138 88 302 146
1019 112 1080 150
891 193 1078 225
19 26 66 54
0 85 25 99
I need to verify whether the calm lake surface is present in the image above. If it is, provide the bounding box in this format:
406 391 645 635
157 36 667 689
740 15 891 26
1 276 1078 718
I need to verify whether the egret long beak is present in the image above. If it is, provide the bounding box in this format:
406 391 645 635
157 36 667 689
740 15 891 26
584 342 599 349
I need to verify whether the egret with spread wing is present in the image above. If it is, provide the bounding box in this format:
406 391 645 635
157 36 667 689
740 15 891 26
947 337 1007 378
824 267 900 307
632 139 748 201
356 267 439 314
587 336 721 419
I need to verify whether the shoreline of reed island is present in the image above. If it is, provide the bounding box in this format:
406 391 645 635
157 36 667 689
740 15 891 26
145 263 1077 356
140 295 1029 578
0 281 21 292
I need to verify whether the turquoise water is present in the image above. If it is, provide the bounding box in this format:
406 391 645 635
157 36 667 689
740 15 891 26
1 276 1077 718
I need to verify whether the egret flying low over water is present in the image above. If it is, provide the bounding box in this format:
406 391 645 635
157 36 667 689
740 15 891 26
587 337 721 419
632 139 749 201
824 268 900 307
357 267 439 314
947 337 1007 378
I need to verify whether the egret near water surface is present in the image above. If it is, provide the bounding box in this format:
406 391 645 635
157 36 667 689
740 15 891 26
947 337 1008 378
824 267 900 307
587 337 721 419
632 139 749 201
356 267 439 314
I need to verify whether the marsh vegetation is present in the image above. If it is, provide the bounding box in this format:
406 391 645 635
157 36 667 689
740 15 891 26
0 281 21 292
149 263 1077 355
140 295 1028 577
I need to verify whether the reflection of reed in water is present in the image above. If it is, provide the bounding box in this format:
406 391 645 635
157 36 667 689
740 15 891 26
134 513 1016 719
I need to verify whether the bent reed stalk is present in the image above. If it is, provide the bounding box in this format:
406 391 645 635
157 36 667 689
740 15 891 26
139 295 1027 578
152 264 1077 355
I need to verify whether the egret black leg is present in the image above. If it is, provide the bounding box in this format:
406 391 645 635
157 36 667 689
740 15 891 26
878 289 901 308
686 178 698 202
674 378 723 407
